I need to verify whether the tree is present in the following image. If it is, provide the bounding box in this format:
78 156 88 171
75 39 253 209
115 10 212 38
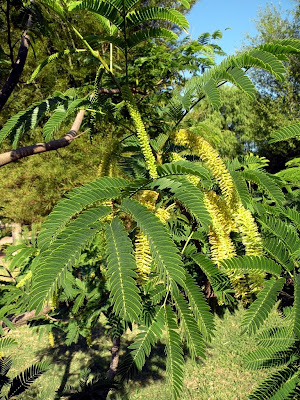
0 1 299 399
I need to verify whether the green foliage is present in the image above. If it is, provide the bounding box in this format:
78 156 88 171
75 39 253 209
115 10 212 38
0 338 48 400
242 278 285 335
1 1 300 399
105 217 142 322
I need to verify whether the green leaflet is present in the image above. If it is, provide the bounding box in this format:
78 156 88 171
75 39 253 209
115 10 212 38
263 237 295 272
259 215 300 256
0 96 65 147
191 253 234 304
42 103 68 141
166 39 300 126
220 256 282 277
121 198 186 287
173 292 206 360
126 7 188 30
256 327 295 350
269 122 300 143
248 366 300 400
37 176 127 251
157 160 211 182
242 277 285 335
30 206 111 312
118 306 164 378
293 274 300 340
153 175 211 230
228 170 251 207
105 218 142 322
164 305 184 400
244 347 294 370
183 274 215 341
242 169 285 205
28 49 87 83
6 362 49 399
68 0 122 28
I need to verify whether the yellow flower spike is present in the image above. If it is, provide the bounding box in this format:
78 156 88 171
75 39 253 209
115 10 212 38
16 270 32 288
135 230 152 285
122 85 157 179
98 139 119 177
234 203 263 256
48 331 55 348
174 130 235 204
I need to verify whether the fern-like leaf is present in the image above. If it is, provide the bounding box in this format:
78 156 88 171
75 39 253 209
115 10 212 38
126 7 188 30
28 49 87 83
0 96 65 146
242 277 285 335
259 215 300 255
30 206 110 312
244 347 294 370
127 28 177 49
157 161 211 182
293 274 300 339
121 198 186 287
248 365 300 400
174 293 206 360
220 256 282 276
105 218 142 322
269 122 300 143
164 305 184 400
242 169 285 205
256 327 295 349
263 237 295 272
6 362 49 399
183 274 215 341
119 306 164 378
191 253 234 304
37 177 127 250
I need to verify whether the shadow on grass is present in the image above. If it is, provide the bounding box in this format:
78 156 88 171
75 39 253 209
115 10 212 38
30 323 166 399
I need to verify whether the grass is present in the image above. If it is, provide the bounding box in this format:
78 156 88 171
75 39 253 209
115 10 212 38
2 306 282 400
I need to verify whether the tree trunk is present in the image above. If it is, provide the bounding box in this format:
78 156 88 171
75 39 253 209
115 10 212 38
0 15 32 112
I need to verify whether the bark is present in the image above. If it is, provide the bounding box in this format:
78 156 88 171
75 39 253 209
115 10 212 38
0 15 32 112
99 336 121 400
0 109 85 167
1 305 52 332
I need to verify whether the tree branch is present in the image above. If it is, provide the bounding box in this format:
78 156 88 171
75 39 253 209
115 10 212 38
0 13 32 112
0 109 85 167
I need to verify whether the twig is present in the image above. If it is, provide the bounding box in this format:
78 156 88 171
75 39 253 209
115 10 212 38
0 110 85 167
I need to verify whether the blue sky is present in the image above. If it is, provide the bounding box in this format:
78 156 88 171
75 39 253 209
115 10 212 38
185 0 295 56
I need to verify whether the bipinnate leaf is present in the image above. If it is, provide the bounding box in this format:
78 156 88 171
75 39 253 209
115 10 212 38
6 362 49 399
220 256 282 276
121 198 186 287
191 253 234 304
164 305 184 400
105 218 142 322
269 122 300 143
248 365 300 400
242 277 285 335
183 274 215 341
119 306 164 378
37 176 127 251
293 273 300 340
30 206 110 312
174 293 206 360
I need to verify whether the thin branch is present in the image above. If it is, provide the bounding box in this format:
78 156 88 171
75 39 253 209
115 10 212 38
0 264 16 283
0 110 86 167
0 13 32 111
6 0 14 66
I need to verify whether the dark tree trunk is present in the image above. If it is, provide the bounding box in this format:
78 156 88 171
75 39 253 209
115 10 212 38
0 15 32 112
